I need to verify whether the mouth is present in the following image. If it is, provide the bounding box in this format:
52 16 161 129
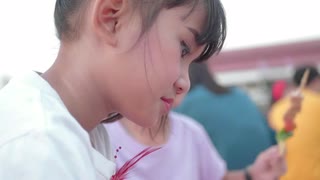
160 97 174 112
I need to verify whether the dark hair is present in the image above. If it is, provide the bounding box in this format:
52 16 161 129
54 0 226 62
293 65 319 86
189 63 229 94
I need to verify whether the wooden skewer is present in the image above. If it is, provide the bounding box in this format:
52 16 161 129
279 141 286 155
298 69 310 93
279 69 310 155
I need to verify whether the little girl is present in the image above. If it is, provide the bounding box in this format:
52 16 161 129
0 0 226 179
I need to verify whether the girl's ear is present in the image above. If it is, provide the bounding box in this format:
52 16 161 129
91 0 128 46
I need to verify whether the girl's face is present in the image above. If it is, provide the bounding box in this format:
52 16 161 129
93 3 206 127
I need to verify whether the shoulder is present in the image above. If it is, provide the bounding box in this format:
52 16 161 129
0 126 95 179
0 73 98 179
0 73 91 155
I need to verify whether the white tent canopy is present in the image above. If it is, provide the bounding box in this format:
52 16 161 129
0 0 319 75
222 0 320 50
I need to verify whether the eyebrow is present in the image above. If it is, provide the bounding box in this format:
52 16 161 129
187 27 200 41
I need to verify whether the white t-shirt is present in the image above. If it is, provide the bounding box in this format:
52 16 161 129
0 71 115 179
105 112 227 180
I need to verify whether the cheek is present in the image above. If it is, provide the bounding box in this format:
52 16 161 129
146 31 181 88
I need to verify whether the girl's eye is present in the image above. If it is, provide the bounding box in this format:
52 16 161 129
180 41 191 58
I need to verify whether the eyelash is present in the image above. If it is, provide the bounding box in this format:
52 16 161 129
180 41 191 58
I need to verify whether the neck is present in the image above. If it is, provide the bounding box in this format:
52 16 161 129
120 116 170 146
42 42 113 131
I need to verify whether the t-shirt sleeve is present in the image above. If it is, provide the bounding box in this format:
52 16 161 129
0 130 96 180
196 125 227 180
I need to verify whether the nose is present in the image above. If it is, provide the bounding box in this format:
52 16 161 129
174 68 190 96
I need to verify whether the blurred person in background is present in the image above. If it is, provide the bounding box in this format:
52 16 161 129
269 65 320 180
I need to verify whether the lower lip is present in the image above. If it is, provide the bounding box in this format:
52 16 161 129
162 101 171 112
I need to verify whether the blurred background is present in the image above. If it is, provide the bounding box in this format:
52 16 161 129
0 0 320 113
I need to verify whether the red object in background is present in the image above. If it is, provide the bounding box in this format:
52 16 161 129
272 80 287 102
